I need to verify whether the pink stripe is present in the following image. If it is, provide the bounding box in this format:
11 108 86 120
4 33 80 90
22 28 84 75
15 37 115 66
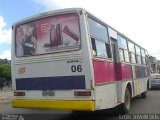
116 63 132 80
93 60 116 84
93 60 132 84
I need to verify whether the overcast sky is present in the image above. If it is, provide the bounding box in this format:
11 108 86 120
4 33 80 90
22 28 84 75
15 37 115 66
0 0 160 59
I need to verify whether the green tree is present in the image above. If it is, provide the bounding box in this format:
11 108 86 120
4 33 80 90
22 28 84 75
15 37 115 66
0 64 11 81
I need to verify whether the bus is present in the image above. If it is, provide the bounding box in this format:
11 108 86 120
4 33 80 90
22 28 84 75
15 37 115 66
11 8 150 114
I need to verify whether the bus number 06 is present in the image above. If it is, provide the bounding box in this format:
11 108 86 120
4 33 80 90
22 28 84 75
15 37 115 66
71 65 82 72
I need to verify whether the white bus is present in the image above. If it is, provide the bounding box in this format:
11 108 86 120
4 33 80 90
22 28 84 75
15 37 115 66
11 8 150 114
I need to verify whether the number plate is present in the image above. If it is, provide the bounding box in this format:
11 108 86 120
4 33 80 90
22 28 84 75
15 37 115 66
42 90 55 96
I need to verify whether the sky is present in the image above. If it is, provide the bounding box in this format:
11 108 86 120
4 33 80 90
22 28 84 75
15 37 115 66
0 0 160 60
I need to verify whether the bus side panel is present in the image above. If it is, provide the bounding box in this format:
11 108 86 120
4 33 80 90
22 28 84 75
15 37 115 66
119 80 133 103
93 60 116 84
94 83 116 110
116 63 133 81
133 65 149 96
136 78 148 95
117 63 149 103
93 59 117 110
115 63 133 102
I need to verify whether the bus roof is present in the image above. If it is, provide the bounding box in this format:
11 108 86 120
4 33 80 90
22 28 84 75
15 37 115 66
86 10 147 52
12 7 147 52
12 8 84 26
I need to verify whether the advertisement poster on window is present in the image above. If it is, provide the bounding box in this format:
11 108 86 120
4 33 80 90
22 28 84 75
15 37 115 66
16 13 80 57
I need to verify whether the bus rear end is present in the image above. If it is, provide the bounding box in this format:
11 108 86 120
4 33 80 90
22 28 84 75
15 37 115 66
11 8 95 111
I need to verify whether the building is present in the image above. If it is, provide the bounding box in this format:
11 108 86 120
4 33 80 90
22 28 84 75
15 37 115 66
0 59 11 64
149 56 158 73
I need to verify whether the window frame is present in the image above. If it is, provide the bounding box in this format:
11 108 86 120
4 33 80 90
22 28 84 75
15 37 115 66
117 35 128 49
128 41 136 64
87 16 112 60
15 12 81 57
88 18 109 42
141 49 147 65
130 52 136 63
119 48 125 62
117 35 130 63
135 45 143 65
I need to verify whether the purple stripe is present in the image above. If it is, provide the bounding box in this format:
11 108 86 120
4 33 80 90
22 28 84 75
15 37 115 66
16 75 85 90
136 66 149 78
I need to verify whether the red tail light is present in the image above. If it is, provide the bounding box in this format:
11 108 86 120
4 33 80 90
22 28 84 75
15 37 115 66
14 92 25 96
74 91 91 96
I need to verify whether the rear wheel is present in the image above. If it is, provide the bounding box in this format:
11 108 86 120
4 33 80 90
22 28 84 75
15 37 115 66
141 91 147 98
147 80 150 90
119 88 131 114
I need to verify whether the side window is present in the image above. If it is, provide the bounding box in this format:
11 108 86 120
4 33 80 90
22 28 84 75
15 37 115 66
106 43 112 58
135 46 141 55
141 49 146 65
131 53 136 63
128 41 135 53
88 18 108 42
95 40 107 57
118 35 129 62
117 35 127 49
137 55 142 64
119 49 125 61
135 46 142 64
88 17 111 59
145 50 148 65
128 41 136 63
91 38 96 55
124 50 129 62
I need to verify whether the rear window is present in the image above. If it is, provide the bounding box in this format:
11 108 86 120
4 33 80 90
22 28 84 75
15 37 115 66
15 13 80 57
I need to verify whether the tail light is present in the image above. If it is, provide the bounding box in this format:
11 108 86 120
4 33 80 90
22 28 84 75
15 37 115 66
74 91 91 96
14 92 25 96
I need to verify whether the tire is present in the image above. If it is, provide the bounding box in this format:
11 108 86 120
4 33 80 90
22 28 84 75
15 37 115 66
118 88 131 114
141 91 147 98
147 81 150 90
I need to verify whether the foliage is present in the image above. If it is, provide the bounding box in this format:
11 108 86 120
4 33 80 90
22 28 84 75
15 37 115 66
0 63 11 81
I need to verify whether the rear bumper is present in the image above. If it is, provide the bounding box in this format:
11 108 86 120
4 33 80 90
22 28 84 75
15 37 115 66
12 99 95 111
